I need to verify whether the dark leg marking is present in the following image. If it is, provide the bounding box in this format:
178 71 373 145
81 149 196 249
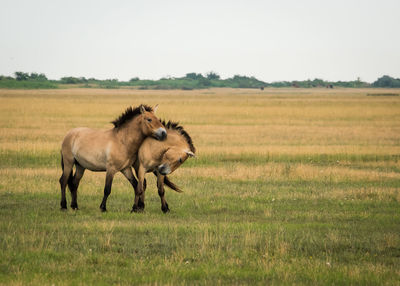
69 164 85 210
59 169 72 210
157 175 169 213
138 197 145 210
100 172 114 212
161 202 170 213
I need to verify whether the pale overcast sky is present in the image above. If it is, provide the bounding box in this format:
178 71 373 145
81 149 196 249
1 0 399 82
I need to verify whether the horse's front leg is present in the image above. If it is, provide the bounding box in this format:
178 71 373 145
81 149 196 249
131 165 146 213
99 169 116 212
157 174 170 213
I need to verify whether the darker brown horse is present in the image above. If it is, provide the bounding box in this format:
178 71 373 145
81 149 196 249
59 104 166 212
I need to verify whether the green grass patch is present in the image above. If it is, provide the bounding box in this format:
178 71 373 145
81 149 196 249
1 187 399 285
2 150 398 169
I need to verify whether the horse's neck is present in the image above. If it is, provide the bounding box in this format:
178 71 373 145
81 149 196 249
166 131 185 148
117 118 145 154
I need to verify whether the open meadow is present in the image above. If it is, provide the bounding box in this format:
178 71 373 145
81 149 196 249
0 87 399 285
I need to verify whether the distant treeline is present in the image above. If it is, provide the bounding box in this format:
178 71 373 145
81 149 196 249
1 71 400 90
0 72 58 89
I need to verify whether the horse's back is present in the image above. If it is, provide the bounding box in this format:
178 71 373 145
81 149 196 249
61 127 112 171
61 127 97 150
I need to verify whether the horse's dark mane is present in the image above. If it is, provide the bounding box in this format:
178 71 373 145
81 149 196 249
161 120 196 153
112 105 153 128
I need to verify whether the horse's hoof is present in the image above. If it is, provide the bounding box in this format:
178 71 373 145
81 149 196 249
71 203 78 210
99 202 107 212
161 204 170 213
60 201 67 209
138 201 145 210
131 205 143 213
60 207 67 211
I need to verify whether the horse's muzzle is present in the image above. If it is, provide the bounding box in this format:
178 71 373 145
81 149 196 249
158 163 171 175
154 128 167 141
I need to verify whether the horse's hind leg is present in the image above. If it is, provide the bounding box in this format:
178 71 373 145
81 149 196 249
157 175 170 213
69 163 85 210
59 154 74 210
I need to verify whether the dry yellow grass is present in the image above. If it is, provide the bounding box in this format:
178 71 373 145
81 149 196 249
1 88 399 156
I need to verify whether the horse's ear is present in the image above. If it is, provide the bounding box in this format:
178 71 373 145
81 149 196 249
153 104 159 114
139 105 146 114
186 151 196 158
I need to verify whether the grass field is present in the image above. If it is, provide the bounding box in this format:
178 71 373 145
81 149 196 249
0 88 400 285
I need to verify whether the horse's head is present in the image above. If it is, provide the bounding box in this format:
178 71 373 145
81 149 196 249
140 105 167 141
157 147 196 175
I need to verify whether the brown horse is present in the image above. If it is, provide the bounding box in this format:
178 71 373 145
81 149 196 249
59 104 166 212
133 120 196 213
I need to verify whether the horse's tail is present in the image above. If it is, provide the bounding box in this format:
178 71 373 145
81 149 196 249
164 176 183 193
152 171 182 192
60 151 64 171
